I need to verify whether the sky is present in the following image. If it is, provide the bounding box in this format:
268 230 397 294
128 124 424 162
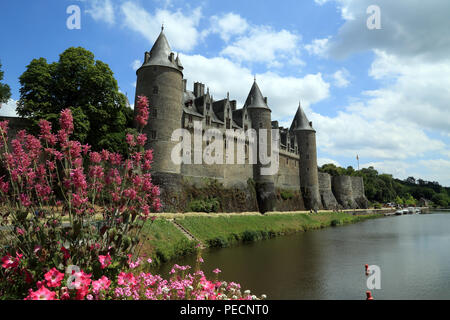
0 0 449 186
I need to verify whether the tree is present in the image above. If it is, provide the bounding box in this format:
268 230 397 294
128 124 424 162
0 60 11 104
17 47 134 153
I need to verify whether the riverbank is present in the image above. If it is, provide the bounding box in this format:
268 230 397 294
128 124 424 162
141 209 392 265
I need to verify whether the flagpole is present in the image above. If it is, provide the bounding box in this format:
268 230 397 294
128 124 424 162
357 155 360 171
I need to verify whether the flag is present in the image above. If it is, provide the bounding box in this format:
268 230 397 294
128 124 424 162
356 155 359 161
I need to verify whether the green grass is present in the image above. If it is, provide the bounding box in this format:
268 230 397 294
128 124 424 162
139 219 197 265
175 212 381 248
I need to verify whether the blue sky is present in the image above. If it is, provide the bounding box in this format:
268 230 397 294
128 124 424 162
1 0 449 186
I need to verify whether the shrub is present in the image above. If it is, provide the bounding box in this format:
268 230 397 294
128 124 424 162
280 190 294 200
0 97 160 298
188 198 220 213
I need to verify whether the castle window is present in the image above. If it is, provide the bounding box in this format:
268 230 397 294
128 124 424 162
244 125 248 131
153 86 159 95
188 115 193 123
152 108 157 118
226 118 231 129
149 130 157 140
259 122 263 128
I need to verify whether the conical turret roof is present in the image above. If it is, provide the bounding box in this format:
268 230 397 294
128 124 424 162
243 79 271 111
291 102 315 132
141 27 183 71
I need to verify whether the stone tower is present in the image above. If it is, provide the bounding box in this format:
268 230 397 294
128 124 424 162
134 27 184 188
244 79 276 213
292 103 322 210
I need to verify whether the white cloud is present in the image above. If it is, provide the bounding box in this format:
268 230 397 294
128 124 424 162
221 26 301 66
304 38 330 58
361 159 450 187
120 2 202 52
131 59 141 71
0 99 18 117
85 0 115 25
318 158 341 167
332 68 350 88
207 13 249 42
311 111 445 160
327 0 450 61
180 54 330 122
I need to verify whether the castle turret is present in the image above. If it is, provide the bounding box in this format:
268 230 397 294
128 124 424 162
244 79 276 213
291 103 322 210
135 27 184 202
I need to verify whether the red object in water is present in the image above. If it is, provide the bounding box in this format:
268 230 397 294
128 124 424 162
365 264 369 275
366 291 374 300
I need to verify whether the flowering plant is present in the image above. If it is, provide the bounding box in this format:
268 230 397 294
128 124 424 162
23 254 265 301
0 96 160 298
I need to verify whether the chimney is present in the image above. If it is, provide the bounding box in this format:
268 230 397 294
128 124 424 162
309 121 313 127
169 52 174 62
264 97 268 104
230 100 237 111
182 79 187 92
194 82 203 97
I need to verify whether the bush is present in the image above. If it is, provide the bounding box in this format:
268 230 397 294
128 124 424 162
0 97 161 299
280 190 294 200
188 198 220 213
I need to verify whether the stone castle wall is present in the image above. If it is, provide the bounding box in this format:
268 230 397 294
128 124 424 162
318 172 340 210
350 176 369 209
332 175 358 209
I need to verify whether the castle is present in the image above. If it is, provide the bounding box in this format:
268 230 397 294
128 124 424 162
0 27 368 213
133 27 369 213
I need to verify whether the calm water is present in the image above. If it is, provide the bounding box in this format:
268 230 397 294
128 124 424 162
154 211 450 300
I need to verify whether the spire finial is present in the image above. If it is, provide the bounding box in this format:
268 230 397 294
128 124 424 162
161 23 164 31
254 74 256 82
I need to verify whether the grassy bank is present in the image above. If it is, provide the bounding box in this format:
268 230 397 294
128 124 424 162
165 212 382 250
138 219 198 265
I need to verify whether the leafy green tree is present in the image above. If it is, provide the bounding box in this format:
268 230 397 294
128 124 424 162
0 60 11 104
17 47 133 153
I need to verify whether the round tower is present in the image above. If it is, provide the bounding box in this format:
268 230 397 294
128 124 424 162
134 26 183 176
244 79 276 213
292 103 323 210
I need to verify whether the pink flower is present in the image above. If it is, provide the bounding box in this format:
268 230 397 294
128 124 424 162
61 246 70 260
98 253 112 269
0 120 9 136
59 109 74 134
137 134 147 146
212 268 221 274
25 286 57 300
136 96 149 129
44 268 65 288
92 276 111 294
118 272 137 286
126 134 136 147
1 254 18 269
90 152 102 163
19 194 32 207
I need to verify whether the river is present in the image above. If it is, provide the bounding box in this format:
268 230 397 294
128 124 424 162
153 211 450 300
